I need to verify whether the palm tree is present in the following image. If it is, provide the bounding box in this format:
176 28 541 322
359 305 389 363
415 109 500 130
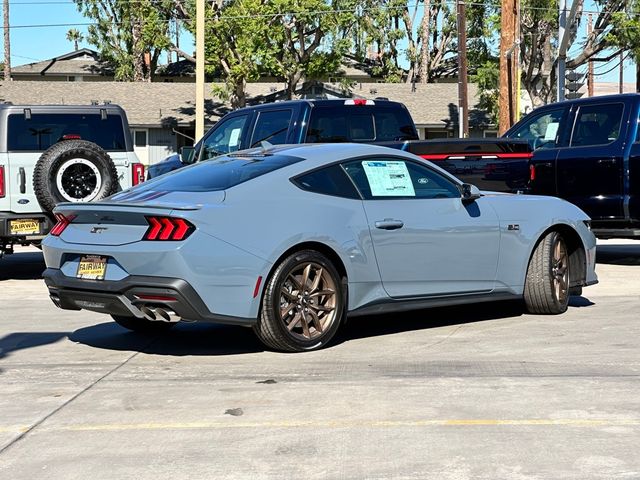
66 29 84 51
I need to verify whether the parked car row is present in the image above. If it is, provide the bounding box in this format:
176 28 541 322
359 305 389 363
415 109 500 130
7 93 636 351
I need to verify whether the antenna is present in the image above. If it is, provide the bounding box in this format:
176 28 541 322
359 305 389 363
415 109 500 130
260 140 274 153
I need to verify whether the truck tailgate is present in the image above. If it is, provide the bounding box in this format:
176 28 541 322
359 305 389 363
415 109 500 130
404 139 532 193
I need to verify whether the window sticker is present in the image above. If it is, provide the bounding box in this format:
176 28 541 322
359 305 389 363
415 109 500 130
543 122 559 141
362 161 415 196
229 128 242 147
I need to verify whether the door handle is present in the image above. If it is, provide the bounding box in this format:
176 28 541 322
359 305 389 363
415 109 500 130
19 167 26 194
597 158 617 165
375 219 404 230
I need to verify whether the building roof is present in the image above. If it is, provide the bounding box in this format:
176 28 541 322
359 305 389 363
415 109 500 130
0 80 485 129
12 49 114 77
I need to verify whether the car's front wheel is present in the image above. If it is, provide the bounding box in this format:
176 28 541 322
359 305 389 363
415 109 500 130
111 315 176 333
254 250 345 352
524 231 570 314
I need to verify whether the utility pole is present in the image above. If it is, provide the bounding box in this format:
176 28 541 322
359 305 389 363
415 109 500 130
557 0 567 101
3 0 10 80
456 0 468 138
619 51 624 94
195 0 205 142
498 0 516 135
588 13 594 97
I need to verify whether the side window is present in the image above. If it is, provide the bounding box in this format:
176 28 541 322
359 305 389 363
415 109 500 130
292 164 360 199
508 108 564 149
343 158 460 200
250 109 292 147
571 103 624 147
201 115 248 160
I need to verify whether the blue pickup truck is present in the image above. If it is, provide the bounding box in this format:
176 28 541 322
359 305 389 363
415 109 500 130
148 98 531 194
505 93 640 239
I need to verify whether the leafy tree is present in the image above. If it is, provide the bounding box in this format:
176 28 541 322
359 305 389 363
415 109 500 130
609 1 640 92
265 0 353 98
74 0 174 81
520 0 625 107
66 28 84 51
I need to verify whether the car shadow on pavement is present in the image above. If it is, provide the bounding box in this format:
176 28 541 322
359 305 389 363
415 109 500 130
597 243 640 265
69 321 264 356
334 300 525 346
0 251 45 280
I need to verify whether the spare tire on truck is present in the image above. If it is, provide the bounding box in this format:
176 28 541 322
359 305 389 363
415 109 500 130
33 139 119 212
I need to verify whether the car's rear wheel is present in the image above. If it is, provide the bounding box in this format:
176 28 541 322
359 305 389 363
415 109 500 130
111 315 175 333
254 250 345 352
524 231 570 314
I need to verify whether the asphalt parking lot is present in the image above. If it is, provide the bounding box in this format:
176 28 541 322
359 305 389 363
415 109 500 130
0 241 639 479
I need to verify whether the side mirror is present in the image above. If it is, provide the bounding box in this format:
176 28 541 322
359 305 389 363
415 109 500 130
180 146 196 164
460 183 481 203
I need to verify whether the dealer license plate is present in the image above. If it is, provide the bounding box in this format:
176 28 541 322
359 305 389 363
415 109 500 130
76 255 107 280
9 219 40 235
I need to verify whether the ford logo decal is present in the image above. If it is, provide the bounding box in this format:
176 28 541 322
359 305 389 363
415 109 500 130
17 199 30 204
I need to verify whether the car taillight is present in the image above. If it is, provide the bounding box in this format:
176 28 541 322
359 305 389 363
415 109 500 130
143 216 194 241
132 163 145 186
0 166 5 198
50 213 76 236
529 164 536 181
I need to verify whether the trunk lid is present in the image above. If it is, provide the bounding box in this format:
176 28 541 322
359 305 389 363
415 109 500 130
54 190 223 246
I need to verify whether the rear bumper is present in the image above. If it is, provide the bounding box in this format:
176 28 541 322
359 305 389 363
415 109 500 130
43 268 256 326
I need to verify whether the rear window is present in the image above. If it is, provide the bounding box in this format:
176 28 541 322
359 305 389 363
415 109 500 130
7 113 126 151
306 106 418 143
143 154 304 192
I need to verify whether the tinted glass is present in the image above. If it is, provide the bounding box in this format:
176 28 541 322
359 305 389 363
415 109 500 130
293 164 360 199
250 110 292 147
141 154 303 192
134 130 147 147
571 103 624 147
507 108 564 149
7 113 126 151
201 115 248 160
344 158 460 199
306 106 418 143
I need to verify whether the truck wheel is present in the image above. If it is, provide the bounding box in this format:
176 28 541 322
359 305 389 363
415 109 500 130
33 140 119 212
524 231 570 314
111 315 175 333
253 250 345 352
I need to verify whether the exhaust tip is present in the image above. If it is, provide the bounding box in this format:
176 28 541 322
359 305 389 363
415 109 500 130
139 305 156 321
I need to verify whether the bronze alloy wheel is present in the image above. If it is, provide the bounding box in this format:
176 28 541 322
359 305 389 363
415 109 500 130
552 236 569 303
524 230 571 315
254 249 346 352
278 262 338 341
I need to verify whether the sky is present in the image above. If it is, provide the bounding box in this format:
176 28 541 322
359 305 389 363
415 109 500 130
0 0 636 85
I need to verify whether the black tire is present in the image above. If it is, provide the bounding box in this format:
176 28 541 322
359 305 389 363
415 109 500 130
33 140 119 212
524 231 570 314
253 250 346 352
111 315 175 333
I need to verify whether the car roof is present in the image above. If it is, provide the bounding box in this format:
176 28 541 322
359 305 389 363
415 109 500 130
232 98 407 114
